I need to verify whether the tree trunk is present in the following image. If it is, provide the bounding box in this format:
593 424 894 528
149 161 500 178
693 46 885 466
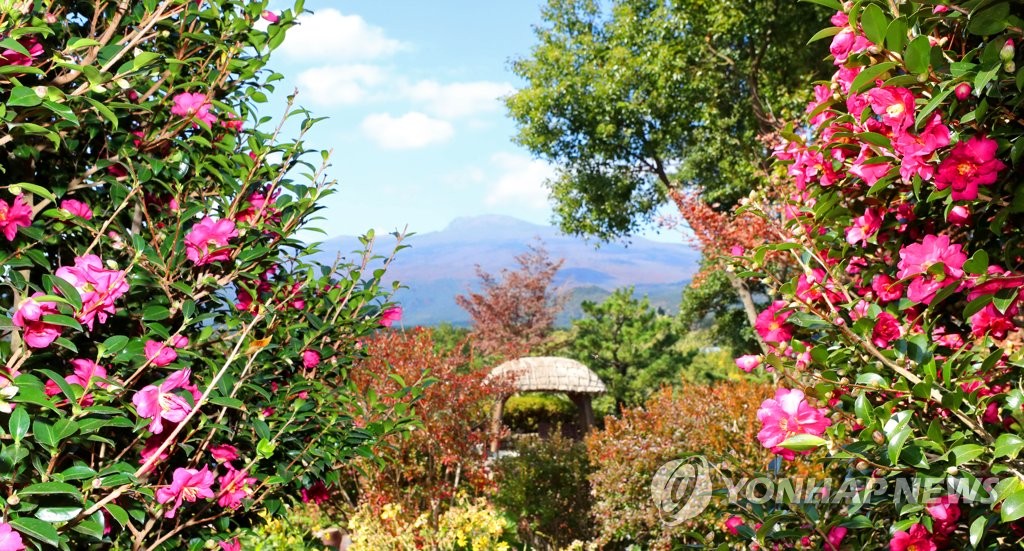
726 271 768 355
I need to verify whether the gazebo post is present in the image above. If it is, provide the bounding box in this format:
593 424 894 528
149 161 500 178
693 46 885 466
489 395 506 455
569 392 595 432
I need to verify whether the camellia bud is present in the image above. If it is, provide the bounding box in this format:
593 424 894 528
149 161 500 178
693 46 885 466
1001 39 1015 62
43 12 57 24
5 494 18 506
948 205 971 225
954 82 972 101
1005 61 1016 74
855 460 870 471
872 431 886 445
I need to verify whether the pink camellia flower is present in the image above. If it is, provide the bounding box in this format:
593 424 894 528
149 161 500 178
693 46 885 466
380 306 403 327
56 254 130 330
261 10 280 23
845 208 882 246
170 92 217 127
145 340 178 367
12 293 62 348
0 36 43 67
132 369 195 434
156 466 216 518
806 84 833 126
830 27 872 65
754 301 794 344
730 245 745 256
893 114 950 183
219 538 242 551
933 4 949 13
826 526 847 551
139 433 172 471
169 335 189 348
896 235 967 304
849 148 891 185
889 524 937 551
60 199 93 220
301 349 321 369
926 495 960 534
795 268 843 305
954 82 972 100
934 135 1006 201
756 388 832 460
871 274 904 303
725 515 744 536
735 355 762 373
0 194 33 241
301 480 331 505
217 465 257 509
0 522 25 551
185 217 238 266
871 312 904 348
210 443 239 463
969 303 1017 339
66 358 109 390
868 87 916 130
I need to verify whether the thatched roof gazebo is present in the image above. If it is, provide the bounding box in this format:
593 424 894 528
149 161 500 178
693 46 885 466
487 357 607 454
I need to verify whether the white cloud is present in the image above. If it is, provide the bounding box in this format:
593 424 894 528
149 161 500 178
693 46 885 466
360 112 454 150
280 9 407 62
296 64 387 106
403 80 515 119
485 153 555 209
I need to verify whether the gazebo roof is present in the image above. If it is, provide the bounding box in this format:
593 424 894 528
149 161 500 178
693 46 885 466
488 356 606 394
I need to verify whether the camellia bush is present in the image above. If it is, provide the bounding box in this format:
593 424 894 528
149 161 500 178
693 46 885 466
0 1 418 549
728 1 1024 549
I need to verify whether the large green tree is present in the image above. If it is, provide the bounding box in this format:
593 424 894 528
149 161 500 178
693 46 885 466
508 0 829 351
562 287 689 411
508 0 829 239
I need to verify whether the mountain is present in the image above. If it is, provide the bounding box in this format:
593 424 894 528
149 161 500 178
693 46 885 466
314 215 701 326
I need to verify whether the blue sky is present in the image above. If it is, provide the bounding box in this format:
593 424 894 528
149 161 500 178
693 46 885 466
262 1 678 244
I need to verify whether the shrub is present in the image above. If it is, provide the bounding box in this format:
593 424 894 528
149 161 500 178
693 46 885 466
503 393 577 433
730 2 1024 549
347 328 510 523
0 1 415 547
346 495 516 551
493 433 594 549
585 380 779 549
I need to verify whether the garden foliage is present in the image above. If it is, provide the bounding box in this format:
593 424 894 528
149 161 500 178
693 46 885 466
0 1 415 548
733 1 1024 549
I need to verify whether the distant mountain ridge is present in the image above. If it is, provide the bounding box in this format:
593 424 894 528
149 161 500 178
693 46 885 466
314 215 701 326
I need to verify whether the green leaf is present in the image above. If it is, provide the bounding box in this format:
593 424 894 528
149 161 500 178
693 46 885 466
904 35 932 75
1002 489 1024 522
777 434 827 451
951 444 985 465
969 514 987 547
48 275 83 311
850 62 898 94
101 335 130 355
995 434 1024 460
142 305 169 321
807 27 842 44
860 4 889 46
105 504 129 528
256 438 277 458
12 182 56 202
7 86 42 107
209 396 244 409
9 407 28 441
40 314 82 331
968 3 1010 36
32 421 56 449
800 0 841 9
35 506 83 523
8 517 60 547
963 250 989 275
21 481 83 500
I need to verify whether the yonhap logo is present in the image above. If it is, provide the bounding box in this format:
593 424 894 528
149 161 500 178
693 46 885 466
650 456 713 526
